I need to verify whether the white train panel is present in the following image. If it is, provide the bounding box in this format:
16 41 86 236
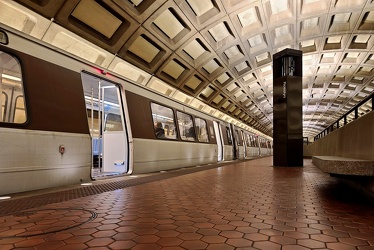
0 128 91 195
237 145 245 160
132 139 217 173
245 147 259 158
223 145 234 161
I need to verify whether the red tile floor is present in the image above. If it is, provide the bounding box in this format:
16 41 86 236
1 157 374 250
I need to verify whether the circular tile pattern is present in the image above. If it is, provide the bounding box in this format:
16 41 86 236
0 208 97 238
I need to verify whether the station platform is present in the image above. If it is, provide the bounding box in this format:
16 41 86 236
1 157 374 250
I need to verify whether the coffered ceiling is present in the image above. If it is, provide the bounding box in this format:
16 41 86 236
1 0 374 139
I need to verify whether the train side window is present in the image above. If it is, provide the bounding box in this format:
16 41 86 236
226 127 232 145
195 117 209 142
177 111 196 141
151 103 177 139
250 135 256 147
0 51 26 124
104 113 123 132
209 126 215 139
235 130 240 145
14 96 26 123
1 92 7 121
0 30 8 45
245 134 250 147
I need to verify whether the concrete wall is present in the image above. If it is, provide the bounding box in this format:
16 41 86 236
304 111 374 160
304 111 374 201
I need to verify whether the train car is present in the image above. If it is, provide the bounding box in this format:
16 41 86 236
231 124 245 160
241 131 259 158
259 136 272 156
0 27 93 195
0 25 271 195
125 90 220 174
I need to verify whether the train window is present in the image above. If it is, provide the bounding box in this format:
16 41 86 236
195 117 209 142
14 96 26 123
87 110 100 137
85 82 124 134
261 139 267 148
245 134 250 147
177 111 196 141
105 113 123 132
250 135 257 147
151 103 177 139
0 30 8 45
1 92 7 121
235 130 240 145
226 127 232 145
209 126 215 139
0 51 26 124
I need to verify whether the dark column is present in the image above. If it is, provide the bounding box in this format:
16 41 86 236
273 49 303 167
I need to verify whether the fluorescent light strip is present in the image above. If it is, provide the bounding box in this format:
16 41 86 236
2 73 21 81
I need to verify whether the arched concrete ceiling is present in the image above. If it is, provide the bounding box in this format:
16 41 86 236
2 0 374 139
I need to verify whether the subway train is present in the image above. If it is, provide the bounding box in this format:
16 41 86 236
0 26 272 195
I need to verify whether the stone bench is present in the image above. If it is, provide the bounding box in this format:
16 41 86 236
312 156 374 176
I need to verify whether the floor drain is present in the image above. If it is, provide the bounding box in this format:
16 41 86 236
13 211 37 217
0 208 97 238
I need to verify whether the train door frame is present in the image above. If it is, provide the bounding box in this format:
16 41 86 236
255 135 261 156
221 123 235 160
269 140 273 155
81 72 130 178
259 137 265 155
229 124 238 160
258 137 261 155
213 121 224 161
241 130 247 158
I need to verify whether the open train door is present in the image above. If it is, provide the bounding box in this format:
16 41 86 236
81 72 129 178
213 121 224 161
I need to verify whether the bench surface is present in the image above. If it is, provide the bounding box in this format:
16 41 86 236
312 156 374 176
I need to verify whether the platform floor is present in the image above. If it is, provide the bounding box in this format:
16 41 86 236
1 157 374 250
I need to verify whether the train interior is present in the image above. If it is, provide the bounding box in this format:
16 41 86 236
0 51 26 124
81 72 129 178
151 102 178 140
